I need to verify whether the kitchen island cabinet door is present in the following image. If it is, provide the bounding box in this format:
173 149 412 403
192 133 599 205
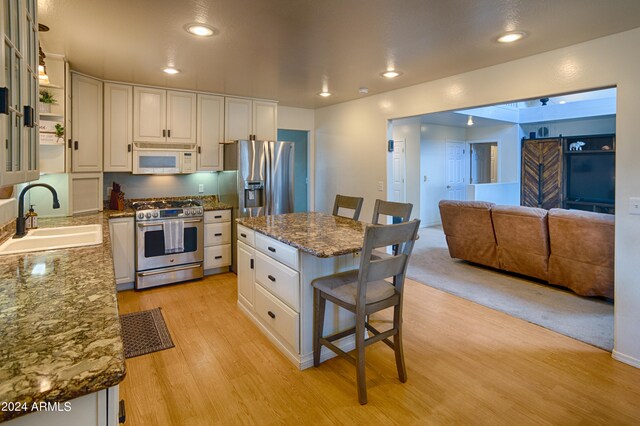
197 94 224 171
71 73 103 172
3 386 120 426
103 83 133 172
167 90 196 144
237 241 255 308
109 217 135 285
133 86 166 143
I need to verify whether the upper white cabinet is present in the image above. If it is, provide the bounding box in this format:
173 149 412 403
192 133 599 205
103 83 133 172
197 94 224 171
225 97 277 141
71 73 103 172
0 0 40 186
133 87 196 144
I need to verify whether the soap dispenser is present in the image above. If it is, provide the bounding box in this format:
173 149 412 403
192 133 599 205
25 205 38 229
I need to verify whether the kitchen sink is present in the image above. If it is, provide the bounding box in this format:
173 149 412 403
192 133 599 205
0 224 103 255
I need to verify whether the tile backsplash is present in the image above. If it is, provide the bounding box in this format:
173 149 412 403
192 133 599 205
103 172 220 200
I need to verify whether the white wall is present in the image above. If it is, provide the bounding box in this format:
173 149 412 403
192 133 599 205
467 182 520 205
466 124 521 183
278 106 316 211
314 28 640 367
17 174 70 218
419 123 465 226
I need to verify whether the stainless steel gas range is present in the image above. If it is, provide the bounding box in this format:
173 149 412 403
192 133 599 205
133 199 204 290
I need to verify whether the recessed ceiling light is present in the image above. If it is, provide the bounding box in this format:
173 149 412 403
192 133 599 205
358 87 369 94
381 70 402 79
163 67 180 75
558 100 567 104
467 116 474 126
318 91 332 97
184 23 218 37
497 31 527 43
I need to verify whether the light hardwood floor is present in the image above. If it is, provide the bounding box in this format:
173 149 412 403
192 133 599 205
118 273 640 425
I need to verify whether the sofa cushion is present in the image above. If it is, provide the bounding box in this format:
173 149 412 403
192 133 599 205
548 208 614 298
492 205 550 281
439 200 498 268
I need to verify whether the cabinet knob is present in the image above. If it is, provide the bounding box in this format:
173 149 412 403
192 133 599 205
250 259 254 269
214 233 222 237
267 311 276 319
267 274 276 282
127 143 132 152
268 246 276 253
167 129 171 138
74 141 79 150
162 129 166 137
240 233 247 238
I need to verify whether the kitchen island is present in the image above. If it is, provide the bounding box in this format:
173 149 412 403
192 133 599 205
236 212 366 369
0 213 125 424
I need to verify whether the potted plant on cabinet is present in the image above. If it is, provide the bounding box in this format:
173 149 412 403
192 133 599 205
54 123 64 143
39 89 56 113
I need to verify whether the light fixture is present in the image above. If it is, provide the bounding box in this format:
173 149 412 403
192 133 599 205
467 116 474 126
318 91 332 97
163 67 180 75
38 44 50 85
184 23 217 37
358 87 369 94
381 70 402 79
558 100 567 104
497 31 527 43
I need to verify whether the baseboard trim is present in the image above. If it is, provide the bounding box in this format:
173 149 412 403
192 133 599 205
299 337 356 370
116 282 134 292
612 350 640 369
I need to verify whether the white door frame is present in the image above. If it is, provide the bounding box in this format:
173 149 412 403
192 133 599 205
467 138 501 184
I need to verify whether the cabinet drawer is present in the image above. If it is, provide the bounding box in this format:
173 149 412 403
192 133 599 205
255 251 299 311
205 222 231 246
255 284 299 353
204 244 231 269
205 209 231 223
255 233 299 271
237 224 255 247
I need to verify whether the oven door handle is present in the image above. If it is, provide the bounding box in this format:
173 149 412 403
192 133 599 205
137 263 202 277
137 219 203 227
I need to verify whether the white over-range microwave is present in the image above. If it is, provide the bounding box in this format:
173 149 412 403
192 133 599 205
133 149 196 174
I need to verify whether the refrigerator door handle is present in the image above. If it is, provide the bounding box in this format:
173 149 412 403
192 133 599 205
265 141 272 215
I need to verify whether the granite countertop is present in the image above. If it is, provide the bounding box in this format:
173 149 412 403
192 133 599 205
106 194 231 218
0 213 126 422
237 212 366 257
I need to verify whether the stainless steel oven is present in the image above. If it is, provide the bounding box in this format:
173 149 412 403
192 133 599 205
133 200 204 290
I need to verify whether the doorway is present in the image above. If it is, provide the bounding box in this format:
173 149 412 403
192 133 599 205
277 129 309 212
469 141 498 184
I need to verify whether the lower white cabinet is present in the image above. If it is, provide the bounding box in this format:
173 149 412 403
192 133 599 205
203 210 231 273
109 217 135 285
70 173 103 215
4 386 121 426
237 240 255 307
236 224 359 370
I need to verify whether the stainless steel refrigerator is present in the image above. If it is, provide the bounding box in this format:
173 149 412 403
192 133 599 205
219 140 295 271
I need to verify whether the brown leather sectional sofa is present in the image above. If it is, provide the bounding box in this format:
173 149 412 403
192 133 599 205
438 200 615 298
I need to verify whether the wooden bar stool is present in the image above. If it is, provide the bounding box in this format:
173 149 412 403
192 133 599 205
372 200 413 257
311 219 421 404
333 194 364 220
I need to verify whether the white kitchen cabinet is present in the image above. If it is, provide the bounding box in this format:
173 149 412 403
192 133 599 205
69 172 103 215
197 94 224 171
71 73 103 172
237 239 255 308
133 87 196 144
204 209 231 272
225 97 277 141
109 217 135 285
4 385 121 426
103 83 133 172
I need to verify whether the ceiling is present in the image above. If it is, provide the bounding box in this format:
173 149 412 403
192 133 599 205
37 0 640 109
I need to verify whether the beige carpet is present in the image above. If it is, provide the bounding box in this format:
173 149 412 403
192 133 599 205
407 226 614 351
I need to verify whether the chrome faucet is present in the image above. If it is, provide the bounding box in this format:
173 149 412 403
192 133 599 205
14 183 60 238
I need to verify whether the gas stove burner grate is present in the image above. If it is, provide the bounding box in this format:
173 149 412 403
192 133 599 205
132 199 202 211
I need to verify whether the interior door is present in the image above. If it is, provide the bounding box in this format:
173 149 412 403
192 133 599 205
521 139 562 208
391 140 406 203
445 141 466 200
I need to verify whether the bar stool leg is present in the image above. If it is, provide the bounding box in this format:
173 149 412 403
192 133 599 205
355 309 368 404
393 304 407 382
313 289 326 367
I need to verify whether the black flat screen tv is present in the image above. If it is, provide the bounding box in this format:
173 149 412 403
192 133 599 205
566 154 615 203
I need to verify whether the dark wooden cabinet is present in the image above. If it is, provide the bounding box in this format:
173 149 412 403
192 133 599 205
521 134 615 213
521 138 563 209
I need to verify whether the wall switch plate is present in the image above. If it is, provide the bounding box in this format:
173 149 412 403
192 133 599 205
378 181 383 192
630 197 640 215
198 184 204 193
